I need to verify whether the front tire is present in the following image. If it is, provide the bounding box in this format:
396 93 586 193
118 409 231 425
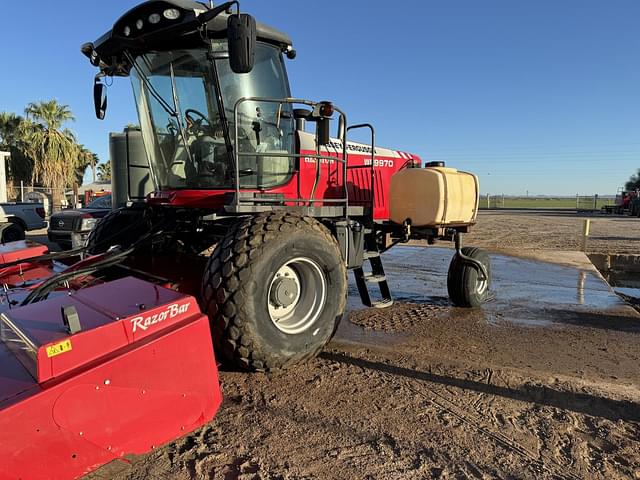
201 212 347 371
447 247 491 308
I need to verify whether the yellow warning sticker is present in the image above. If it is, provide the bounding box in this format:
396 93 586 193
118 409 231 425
46 340 72 358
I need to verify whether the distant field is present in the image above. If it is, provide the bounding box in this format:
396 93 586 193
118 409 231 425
479 196 615 210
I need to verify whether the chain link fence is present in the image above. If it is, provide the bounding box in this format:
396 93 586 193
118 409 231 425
7 184 70 216
479 195 614 211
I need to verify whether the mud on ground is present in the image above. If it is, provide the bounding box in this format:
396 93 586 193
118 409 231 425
87 211 640 480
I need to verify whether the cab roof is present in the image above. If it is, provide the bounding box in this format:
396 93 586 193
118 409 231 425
83 0 292 75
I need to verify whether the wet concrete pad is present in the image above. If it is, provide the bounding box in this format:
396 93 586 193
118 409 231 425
344 246 638 330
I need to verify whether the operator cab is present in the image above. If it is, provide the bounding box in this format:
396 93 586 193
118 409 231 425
83 0 298 194
130 43 294 190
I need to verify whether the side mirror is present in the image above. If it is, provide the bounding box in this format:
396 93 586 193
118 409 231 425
227 14 256 74
94 78 107 120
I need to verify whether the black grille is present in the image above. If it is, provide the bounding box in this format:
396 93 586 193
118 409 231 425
50 216 77 231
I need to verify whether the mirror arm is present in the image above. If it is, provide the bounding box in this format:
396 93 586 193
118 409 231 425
197 1 238 26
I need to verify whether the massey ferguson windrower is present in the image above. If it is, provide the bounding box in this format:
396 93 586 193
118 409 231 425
0 1 490 477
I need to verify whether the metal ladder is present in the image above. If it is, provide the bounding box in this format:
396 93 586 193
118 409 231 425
353 241 393 309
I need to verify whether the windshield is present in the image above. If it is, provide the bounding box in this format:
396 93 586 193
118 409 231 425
87 195 111 209
130 42 294 190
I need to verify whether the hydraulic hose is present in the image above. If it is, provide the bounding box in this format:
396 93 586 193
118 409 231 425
21 223 166 306
0 208 153 270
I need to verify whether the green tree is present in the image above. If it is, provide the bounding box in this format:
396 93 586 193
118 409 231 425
20 100 79 211
0 112 34 186
0 112 23 148
76 145 99 185
625 169 640 191
97 161 111 182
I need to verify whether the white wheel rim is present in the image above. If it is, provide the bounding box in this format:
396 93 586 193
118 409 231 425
268 257 327 334
476 277 488 295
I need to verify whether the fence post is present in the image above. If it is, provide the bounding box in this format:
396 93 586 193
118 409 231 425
487 194 490 209
20 181 24 202
594 194 598 211
582 219 591 252
576 194 579 210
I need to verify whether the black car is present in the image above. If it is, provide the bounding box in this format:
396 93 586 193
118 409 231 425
48 195 112 249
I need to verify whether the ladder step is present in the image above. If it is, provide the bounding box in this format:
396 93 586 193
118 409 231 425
372 298 394 309
364 273 386 283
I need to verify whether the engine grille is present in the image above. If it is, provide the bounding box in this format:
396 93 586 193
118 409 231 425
49 216 77 231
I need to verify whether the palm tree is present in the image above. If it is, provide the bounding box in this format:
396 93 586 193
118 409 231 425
0 112 34 188
20 100 79 211
0 112 23 149
97 162 111 181
76 145 99 185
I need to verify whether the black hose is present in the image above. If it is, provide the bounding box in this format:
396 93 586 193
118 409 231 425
21 246 136 305
0 208 153 270
20 220 167 306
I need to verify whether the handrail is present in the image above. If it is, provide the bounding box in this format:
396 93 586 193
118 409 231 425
346 123 376 215
231 97 349 216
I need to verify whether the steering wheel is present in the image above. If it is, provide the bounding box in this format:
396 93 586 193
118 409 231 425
184 108 209 125
185 108 210 129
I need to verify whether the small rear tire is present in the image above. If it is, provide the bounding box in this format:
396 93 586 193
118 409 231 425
201 212 347 371
447 247 491 308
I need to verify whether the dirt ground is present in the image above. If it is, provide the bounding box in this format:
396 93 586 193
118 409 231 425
84 211 640 480
465 210 640 254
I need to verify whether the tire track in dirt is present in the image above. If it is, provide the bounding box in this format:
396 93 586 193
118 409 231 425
403 378 582 480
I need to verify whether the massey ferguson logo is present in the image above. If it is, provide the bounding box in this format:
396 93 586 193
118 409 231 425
130 302 191 332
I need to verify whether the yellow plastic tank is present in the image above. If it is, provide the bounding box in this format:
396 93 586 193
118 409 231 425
389 165 479 227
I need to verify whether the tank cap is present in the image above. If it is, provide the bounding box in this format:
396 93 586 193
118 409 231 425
425 161 445 168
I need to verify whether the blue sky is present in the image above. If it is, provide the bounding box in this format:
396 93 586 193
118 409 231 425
0 0 638 195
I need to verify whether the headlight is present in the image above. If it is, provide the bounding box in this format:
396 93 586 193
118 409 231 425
149 13 162 24
163 8 181 20
123 26 131 37
136 19 144 30
80 218 98 231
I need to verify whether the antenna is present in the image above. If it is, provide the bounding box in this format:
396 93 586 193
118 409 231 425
209 0 214 7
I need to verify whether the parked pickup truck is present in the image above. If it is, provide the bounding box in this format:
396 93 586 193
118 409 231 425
47 195 112 249
0 203 47 242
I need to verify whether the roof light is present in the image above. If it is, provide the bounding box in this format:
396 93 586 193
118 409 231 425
149 13 161 24
123 26 131 37
163 8 181 20
319 102 334 117
136 19 144 30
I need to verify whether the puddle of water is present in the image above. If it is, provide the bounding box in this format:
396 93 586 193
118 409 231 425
345 246 630 331
614 287 640 299
587 254 640 296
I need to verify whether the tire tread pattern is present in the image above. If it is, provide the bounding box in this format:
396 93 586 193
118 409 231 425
201 211 346 371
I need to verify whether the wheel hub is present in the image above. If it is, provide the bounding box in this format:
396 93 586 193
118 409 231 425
270 275 299 308
267 258 327 335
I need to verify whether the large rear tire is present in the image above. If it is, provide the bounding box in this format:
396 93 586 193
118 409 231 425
447 247 491 308
201 212 347 371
